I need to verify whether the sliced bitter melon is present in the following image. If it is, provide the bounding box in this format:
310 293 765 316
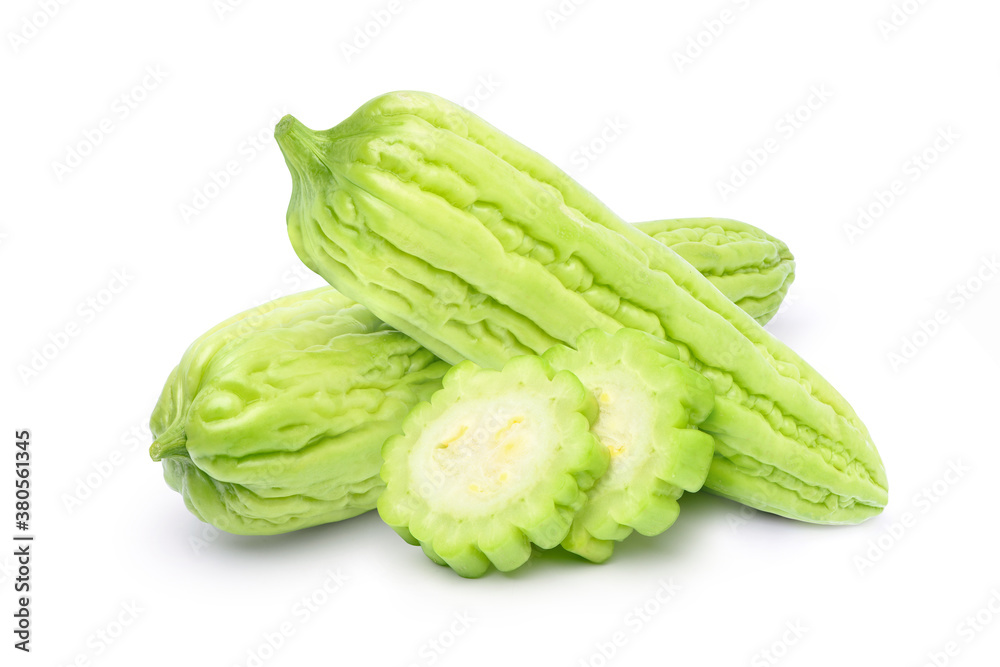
542 329 716 562
377 355 609 577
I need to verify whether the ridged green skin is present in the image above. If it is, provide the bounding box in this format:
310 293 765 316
149 287 449 535
543 329 716 563
276 91 888 524
636 218 795 325
378 356 609 577
148 217 786 538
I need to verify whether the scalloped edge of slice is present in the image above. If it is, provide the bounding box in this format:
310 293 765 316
376 355 608 577
543 328 716 563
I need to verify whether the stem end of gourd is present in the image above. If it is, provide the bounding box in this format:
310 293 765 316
275 115 316 157
274 114 301 143
149 426 188 461
275 114 329 189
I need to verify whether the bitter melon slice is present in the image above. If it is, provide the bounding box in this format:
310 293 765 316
377 355 608 577
543 328 715 562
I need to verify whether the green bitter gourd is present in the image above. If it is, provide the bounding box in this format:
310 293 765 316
275 91 888 524
149 217 792 535
149 287 449 535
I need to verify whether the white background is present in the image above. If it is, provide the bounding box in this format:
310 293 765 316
2 0 999 665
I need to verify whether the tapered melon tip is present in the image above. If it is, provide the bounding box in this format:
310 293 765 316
274 114 310 153
274 114 329 185
149 426 188 461
274 114 302 140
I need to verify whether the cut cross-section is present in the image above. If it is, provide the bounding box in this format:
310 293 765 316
544 328 716 562
377 355 608 577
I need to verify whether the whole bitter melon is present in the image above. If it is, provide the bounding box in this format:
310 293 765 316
276 91 887 524
149 288 449 535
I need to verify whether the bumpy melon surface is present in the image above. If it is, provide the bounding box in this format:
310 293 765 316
150 287 449 535
276 91 887 524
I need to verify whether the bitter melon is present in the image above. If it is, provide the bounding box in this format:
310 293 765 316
148 216 789 536
276 91 888 524
636 218 794 325
377 355 608 577
149 287 449 535
543 328 715 562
